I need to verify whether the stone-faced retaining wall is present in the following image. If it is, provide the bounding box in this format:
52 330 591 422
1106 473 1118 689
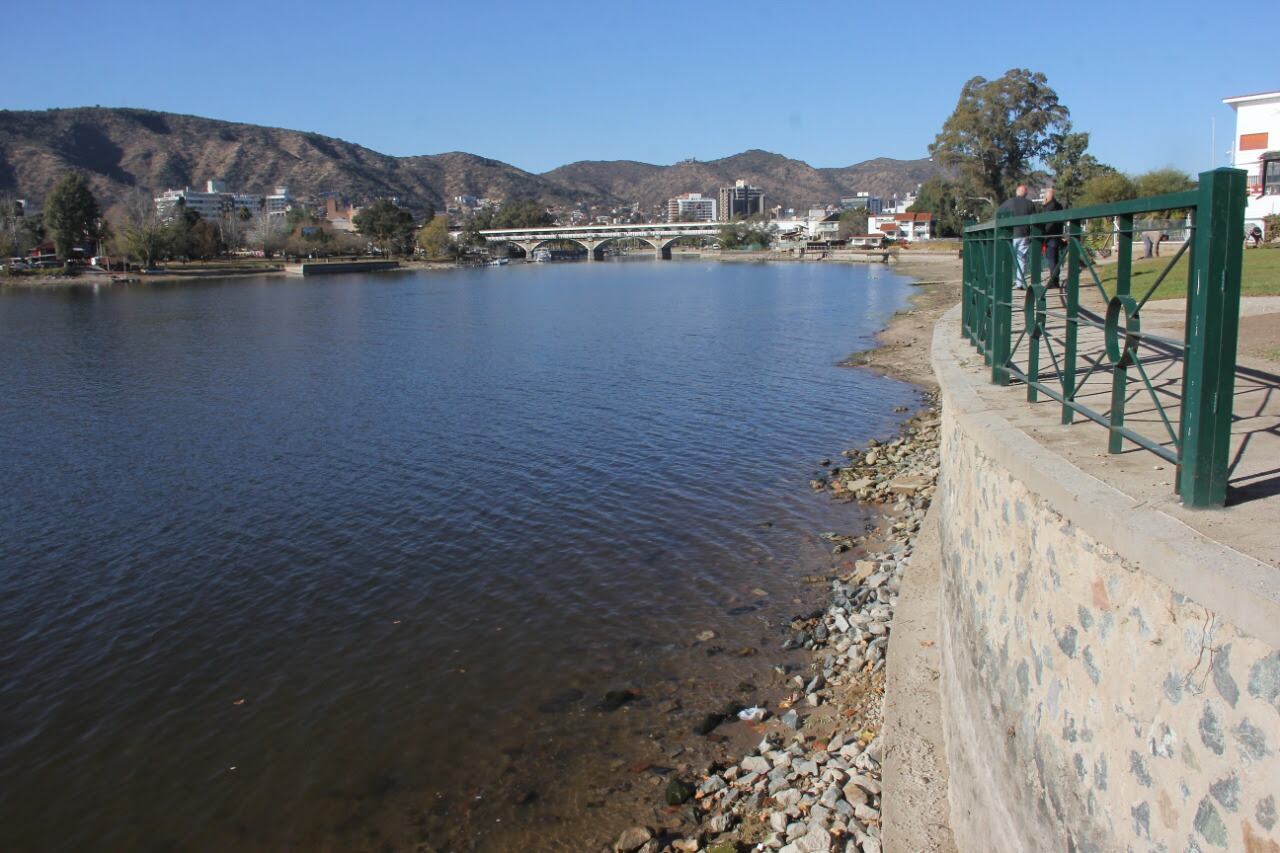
932 308 1279 853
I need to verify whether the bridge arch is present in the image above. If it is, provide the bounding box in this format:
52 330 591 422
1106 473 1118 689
489 238 592 259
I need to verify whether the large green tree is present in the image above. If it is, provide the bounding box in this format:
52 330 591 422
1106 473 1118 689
930 69 1072 203
353 199 417 255
718 216 773 249
163 203 203 259
1133 168 1195 198
116 190 169 269
417 214 454 259
1076 173 1137 207
836 208 870 239
43 173 102 260
498 200 551 229
908 178 972 237
1044 131 1115 205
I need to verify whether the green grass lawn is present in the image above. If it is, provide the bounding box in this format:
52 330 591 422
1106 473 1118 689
1092 246 1280 301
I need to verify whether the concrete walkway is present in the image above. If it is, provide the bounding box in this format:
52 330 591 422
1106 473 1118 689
994 290 1280 567
881 506 958 853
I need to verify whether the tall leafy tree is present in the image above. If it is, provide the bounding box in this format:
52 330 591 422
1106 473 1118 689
836 208 869 239
1133 168 1195 198
490 199 553 229
908 178 971 237
416 214 454 259
163 203 202 259
1045 131 1114 205
115 189 168 268
1076 173 1137 207
43 173 101 260
930 69 1072 203
353 199 416 255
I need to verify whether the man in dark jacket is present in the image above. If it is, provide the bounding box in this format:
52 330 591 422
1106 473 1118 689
1040 188 1065 288
997 185 1035 288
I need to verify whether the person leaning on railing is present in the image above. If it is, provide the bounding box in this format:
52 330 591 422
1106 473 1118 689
1040 188 1064 289
997 185 1035 289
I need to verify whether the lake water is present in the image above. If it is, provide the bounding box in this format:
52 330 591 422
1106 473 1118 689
0 260 918 851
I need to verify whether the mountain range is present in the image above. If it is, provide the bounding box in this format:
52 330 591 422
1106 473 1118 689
0 107 938 217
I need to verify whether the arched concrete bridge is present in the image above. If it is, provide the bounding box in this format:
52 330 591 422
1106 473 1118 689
477 221 721 260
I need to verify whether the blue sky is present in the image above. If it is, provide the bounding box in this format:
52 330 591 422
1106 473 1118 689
3 0 1270 177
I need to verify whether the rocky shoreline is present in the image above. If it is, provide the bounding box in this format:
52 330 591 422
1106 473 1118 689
595 261 959 853
601 399 941 853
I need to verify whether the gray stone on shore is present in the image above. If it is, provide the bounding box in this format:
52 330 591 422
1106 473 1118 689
613 826 653 852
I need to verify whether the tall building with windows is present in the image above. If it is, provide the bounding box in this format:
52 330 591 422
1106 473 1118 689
666 193 717 222
155 180 264 221
841 192 884 215
717 180 766 221
265 187 294 217
1223 89 1280 232
155 184 228 221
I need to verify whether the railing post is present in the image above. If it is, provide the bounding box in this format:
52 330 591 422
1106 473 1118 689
1178 167 1246 507
1107 214 1134 453
1026 223 1044 400
991 217 1013 385
961 232 972 343
1061 220 1081 424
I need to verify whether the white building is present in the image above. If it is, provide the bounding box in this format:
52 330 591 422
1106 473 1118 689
869 212 933 242
1223 90 1280 232
667 193 717 222
155 180 264 221
265 187 294 217
155 185 227 221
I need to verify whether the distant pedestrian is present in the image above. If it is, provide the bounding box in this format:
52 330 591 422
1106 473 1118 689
997 185 1035 289
1040 188 1065 288
1249 225 1263 248
1142 229 1163 259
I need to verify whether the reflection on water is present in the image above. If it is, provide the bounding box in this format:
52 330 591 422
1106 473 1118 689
0 260 917 850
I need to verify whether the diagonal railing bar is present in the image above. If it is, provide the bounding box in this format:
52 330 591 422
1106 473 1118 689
1133 353 1182 447
1068 346 1111 404
1135 238 1193 313
1041 331 1065 388
961 168 1245 505
1071 236 1112 302
1008 327 1027 361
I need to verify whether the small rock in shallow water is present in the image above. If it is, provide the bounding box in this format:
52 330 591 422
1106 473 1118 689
613 825 653 852
694 712 726 736
696 630 717 642
665 777 695 805
595 689 639 712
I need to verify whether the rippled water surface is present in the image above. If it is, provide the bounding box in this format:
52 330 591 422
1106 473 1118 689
0 260 917 850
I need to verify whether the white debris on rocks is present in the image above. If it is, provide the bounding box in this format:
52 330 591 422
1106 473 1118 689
654 401 940 853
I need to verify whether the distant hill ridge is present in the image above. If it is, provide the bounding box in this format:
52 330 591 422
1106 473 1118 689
0 107 938 216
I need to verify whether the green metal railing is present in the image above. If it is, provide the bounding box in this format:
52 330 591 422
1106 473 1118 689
961 168 1247 507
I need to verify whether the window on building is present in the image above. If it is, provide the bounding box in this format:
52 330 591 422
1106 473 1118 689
1265 157 1280 195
